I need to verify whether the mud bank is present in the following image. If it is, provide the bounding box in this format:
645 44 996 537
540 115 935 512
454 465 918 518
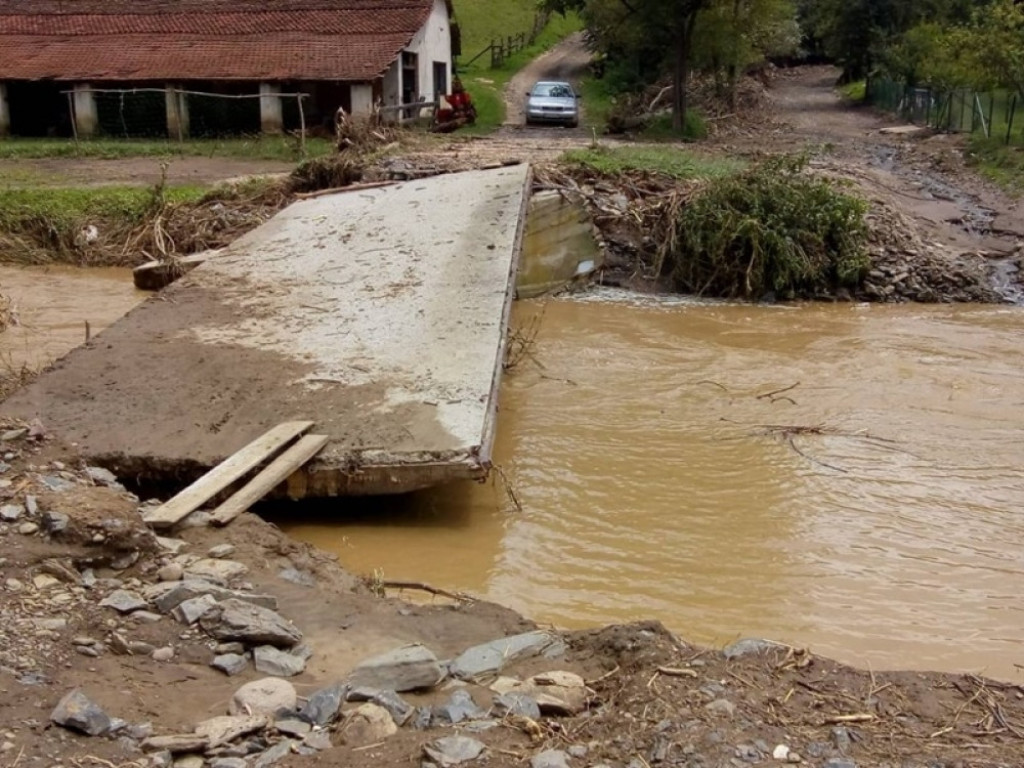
1 421 1022 768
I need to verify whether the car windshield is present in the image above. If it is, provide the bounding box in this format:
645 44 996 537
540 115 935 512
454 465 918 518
532 83 574 98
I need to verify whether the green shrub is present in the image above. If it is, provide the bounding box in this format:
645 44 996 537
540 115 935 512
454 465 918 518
665 155 869 299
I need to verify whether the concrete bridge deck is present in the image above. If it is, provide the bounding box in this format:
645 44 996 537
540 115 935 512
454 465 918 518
2 164 531 496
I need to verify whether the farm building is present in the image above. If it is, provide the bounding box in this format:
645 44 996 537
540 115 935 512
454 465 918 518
0 0 456 138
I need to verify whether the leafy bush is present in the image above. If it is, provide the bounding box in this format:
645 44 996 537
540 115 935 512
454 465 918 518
664 155 869 299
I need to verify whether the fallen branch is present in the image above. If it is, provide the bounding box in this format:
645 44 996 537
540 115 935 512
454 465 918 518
379 580 474 603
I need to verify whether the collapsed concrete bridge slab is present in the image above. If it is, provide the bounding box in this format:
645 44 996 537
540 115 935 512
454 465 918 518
2 164 531 496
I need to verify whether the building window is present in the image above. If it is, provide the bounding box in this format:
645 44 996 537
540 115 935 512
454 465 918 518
433 62 448 98
401 51 419 104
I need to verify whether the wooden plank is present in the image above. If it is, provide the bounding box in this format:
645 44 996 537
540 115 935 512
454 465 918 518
210 434 330 526
143 421 314 529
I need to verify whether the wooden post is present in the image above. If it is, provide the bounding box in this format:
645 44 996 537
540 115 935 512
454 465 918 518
67 92 79 144
297 93 306 156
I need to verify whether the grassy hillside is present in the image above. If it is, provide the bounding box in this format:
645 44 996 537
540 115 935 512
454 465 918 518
453 0 548 61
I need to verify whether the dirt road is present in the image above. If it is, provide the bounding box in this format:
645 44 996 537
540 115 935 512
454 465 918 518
721 67 1024 256
502 32 591 135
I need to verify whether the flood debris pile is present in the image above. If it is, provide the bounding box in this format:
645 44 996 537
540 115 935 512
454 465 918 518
536 157 1015 303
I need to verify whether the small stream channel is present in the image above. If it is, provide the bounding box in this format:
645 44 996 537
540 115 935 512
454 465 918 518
6 267 1024 682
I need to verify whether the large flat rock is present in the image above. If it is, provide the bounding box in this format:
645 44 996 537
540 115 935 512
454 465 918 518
2 165 530 495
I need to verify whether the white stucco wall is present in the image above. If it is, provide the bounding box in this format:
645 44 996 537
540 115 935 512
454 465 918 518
381 0 451 111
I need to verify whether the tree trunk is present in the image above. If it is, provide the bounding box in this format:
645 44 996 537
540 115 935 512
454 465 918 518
671 12 699 133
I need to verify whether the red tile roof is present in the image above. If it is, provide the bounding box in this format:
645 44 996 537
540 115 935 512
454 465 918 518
0 0 441 82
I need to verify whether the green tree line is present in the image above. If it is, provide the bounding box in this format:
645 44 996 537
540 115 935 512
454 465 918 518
544 0 1023 132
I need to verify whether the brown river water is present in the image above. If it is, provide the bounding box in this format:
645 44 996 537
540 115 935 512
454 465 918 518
4 268 1024 681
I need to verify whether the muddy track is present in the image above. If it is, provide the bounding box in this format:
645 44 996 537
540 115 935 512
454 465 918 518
500 32 592 140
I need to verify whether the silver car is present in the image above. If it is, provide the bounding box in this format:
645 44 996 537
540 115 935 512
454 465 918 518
525 81 579 127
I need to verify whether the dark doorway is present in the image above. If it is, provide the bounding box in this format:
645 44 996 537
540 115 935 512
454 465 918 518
401 51 419 104
7 80 73 137
433 61 448 98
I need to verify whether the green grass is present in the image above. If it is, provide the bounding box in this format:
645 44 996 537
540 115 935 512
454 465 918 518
459 11 583 133
0 185 209 228
559 145 743 179
455 0 550 63
639 111 709 141
0 136 334 161
839 80 867 102
579 77 615 133
967 136 1024 193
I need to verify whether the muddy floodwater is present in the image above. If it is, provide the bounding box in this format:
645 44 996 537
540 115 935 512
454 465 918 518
0 265 145 368
284 291 1024 682
4 268 1024 681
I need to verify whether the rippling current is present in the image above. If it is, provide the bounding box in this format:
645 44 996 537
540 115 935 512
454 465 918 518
3 265 1022 681
285 290 1024 681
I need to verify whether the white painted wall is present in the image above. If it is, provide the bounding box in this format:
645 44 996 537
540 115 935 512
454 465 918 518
259 82 283 134
381 0 451 114
73 83 97 137
351 84 374 117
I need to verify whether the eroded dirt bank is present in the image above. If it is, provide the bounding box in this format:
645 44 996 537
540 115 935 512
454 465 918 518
1 423 1023 768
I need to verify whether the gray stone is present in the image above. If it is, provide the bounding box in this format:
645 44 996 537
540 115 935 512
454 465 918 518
824 761 857 768
42 510 69 534
211 759 248 768
423 735 486 767
722 638 785 660
216 642 246 655
230 678 298 718
156 563 184 582
436 689 487 724
155 537 189 555
302 731 332 751
152 646 174 662
253 646 306 677
40 475 74 492
211 654 249 677
299 682 347 726
278 567 316 587
493 671 588 716
0 504 23 521
200 599 301 648
1 428 27 441
185 559 248 584
129 722 154 740
531 750 571 768
449 631 556 681
252 740 295 768
99 589 148 614
348 643 444 692
705 699 736 718
567 745 587 758
149 581 277 614
195 714 268 748
86 466 120 486
130 610 164 624
173 756 204 768
17 521 38 535
338 703 397 746
347 687 414 726
150 751 174 768
831 727 851 752
207 544 237 559
24 495 37 515
172 594 218 625
291 643 313 661
50 689 111 736
275 718 311 737
492 692 541 720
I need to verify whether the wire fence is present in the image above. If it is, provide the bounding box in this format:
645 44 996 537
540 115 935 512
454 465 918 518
59 87 314 146
866 76 1022 145
460 11 551 69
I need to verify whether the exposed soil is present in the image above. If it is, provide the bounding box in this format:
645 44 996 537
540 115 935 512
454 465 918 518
1 424 1024 768
0 156 295 188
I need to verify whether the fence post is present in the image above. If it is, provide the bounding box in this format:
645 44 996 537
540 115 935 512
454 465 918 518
297 94 306 156
988 93 994 138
